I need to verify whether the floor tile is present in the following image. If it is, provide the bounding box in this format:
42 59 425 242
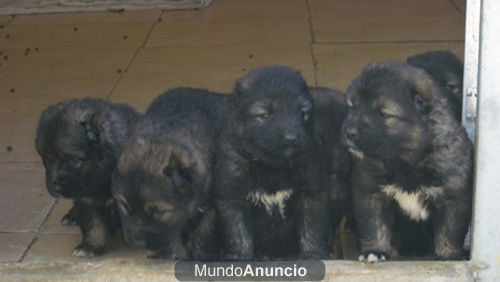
0 232 34 262
0 163 54 232
0 48 134 112
313 42 464 91
309 0 465 43
41 200 80 234
0 21 153 51
0 111 40 162
109 44 314 110
148 0 309 47
24 233 148 262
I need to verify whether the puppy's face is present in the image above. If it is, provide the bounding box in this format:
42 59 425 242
112 143 196 248
341 63 432 163
35 112 114 198
232 66 315 161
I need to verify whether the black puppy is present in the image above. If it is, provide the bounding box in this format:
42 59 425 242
112 88 226 260
407 50 464 120
35 98 139 257
341 62 473 262
310 87 352 250
215 66 336 260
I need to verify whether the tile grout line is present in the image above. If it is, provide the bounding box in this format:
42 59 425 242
138 38 465 50
106 12 163 101
2 15 16 27
142 42 277 49
305 0 318 86
314 39 465 45
18 198 58 263
448 0 465 16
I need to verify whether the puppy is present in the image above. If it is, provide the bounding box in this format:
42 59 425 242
310 87 352 248
407 50 464 120
310 87 351 194
215 66 338 260
112 88 226 260
35 98 139 257
341 62 473 262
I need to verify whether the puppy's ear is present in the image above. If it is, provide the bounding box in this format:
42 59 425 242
80 114 101 143
162 151 193 190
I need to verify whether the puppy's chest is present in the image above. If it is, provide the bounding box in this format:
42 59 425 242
380 184 445 221
246 188 294 219
245 166 301 219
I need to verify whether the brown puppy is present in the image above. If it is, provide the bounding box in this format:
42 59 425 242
341 62 473 262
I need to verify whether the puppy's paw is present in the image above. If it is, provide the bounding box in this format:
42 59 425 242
435 253 464 261
147 248 189 260
358 251 389 263
60 212 78 226
222 252 254 261
72 243 106 258
300 250 330 260
191 249 218 261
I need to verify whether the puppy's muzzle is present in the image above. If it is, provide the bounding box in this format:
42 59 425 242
344 126 360 141
283 133 299 145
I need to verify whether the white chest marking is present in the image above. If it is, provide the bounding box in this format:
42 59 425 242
380 184 444 221
247 189 293 219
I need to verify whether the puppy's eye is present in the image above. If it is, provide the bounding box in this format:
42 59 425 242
259 113 271 120
445 84 458 91
68 158 83 167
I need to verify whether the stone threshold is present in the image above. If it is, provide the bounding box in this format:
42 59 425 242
0 259 473 281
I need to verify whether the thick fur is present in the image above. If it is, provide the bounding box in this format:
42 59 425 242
112 88 226 260
407 50 464 121
341 62 473 262
35 98 139 257
215 66 337 260
310 87 352 251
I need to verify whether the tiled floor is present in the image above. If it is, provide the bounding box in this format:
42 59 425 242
0 0 465 263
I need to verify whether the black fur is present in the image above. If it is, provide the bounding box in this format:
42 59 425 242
35 98 139 257
215 66 337 260
112 88 226 260
407 50 464 121
310 87 352 247
341 62 473 262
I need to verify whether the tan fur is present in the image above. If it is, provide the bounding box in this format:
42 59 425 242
246 189 293 219
381 184 444 221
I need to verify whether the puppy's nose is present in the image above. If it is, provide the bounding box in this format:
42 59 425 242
344 127 360 140
284 133 299 145
51 181 62 192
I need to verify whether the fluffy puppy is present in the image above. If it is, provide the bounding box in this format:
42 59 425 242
215 66 336 260
35 98 139 257
112 88 226 260
341 62 473 262
407 50 464 120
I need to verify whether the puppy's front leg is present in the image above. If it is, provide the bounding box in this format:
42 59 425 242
192 209 219 260
61 204 79 226
299 194 329 259
433 199 471 260
353 189 392 263
218 202 254 260
72 200 109 257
